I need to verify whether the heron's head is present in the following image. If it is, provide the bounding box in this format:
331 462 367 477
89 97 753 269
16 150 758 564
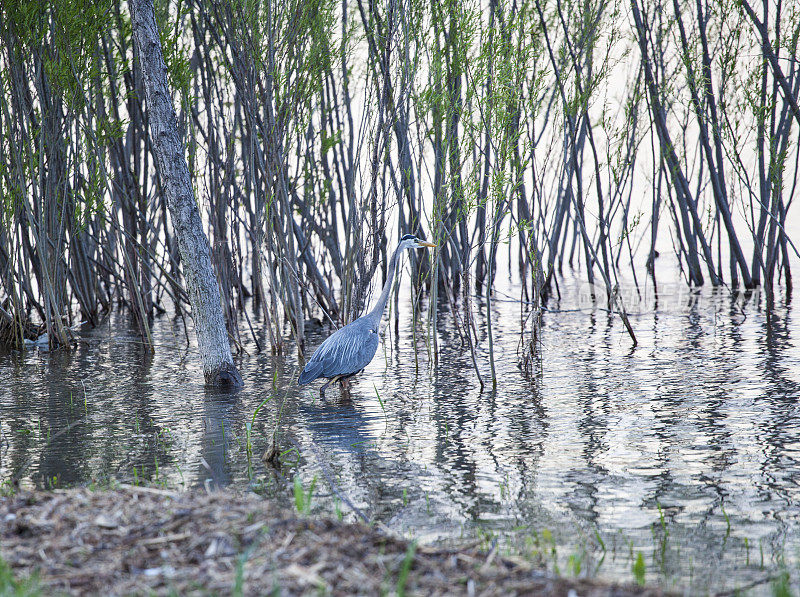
399 233 436 250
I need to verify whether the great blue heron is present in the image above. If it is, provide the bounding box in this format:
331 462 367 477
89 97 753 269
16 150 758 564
298 234 436 397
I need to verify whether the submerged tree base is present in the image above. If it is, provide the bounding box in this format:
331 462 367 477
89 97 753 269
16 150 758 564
0 488 663 596
209 361 244 388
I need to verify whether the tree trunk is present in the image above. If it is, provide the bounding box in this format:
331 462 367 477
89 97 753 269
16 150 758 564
129 0 242 386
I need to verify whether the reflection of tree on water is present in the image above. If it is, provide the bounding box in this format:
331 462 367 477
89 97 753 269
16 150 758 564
115 336 174 486
0 313 204 489
3 350 41 487
35 318 178 488
543 293 800 588
37 347 93 488
200 389 244 490
756 297 800 557
381 301 548 530
565 312 611 528
649 300 737 585
431 318 484 521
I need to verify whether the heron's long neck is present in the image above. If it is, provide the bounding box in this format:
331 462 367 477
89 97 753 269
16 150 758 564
367 244 403 324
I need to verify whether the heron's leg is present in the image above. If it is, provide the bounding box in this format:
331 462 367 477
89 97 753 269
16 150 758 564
319 378 335 398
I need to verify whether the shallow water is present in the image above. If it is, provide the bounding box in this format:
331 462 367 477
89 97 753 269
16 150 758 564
1 277 799 593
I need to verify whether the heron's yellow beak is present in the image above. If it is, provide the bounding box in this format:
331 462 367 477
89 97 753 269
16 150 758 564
419 241 437 248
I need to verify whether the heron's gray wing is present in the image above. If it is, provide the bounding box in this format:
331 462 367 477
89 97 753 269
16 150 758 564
319 324 379 378
336 328 379 376
298 326 351 385
298 359 324 385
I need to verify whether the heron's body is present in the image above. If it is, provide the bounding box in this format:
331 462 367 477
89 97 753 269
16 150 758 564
297 316 379 386
298 234 435 396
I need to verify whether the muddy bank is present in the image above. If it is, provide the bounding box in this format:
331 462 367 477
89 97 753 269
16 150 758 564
0 487 663 596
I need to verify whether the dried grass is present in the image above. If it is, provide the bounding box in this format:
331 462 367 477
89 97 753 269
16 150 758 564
1 487 665 596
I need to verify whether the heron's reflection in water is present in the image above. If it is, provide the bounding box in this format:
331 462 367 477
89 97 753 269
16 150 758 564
294 396 381 495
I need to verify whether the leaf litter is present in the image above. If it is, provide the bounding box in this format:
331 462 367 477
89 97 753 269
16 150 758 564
1 487 666 596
